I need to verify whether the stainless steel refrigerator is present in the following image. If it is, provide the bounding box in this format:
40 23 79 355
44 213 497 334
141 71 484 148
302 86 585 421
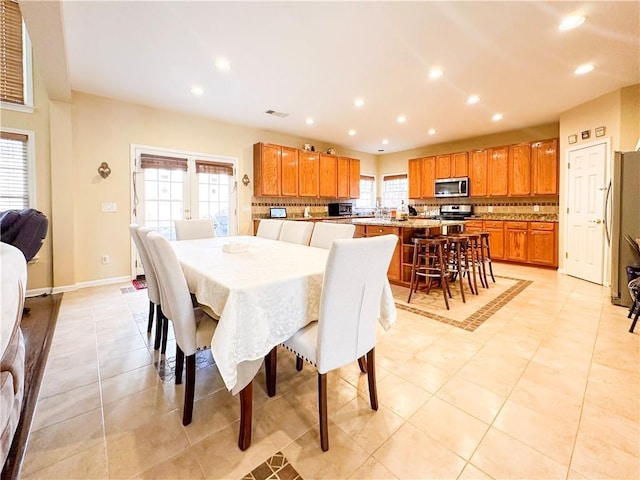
607 150 640 307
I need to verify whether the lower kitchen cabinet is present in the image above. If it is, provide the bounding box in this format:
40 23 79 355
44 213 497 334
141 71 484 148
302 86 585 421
528 222 557 266
364 225 401 281
483 220 506 260
505 221 529 262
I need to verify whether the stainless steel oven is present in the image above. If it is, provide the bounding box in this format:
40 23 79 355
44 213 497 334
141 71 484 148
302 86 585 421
434 177 469 198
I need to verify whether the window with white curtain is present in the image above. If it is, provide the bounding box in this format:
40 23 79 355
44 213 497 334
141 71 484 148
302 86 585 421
382 174 408 208
0 129 34 210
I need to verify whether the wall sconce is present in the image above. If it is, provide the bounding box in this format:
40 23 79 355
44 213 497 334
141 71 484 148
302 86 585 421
98 162 112 179
242 174 250 186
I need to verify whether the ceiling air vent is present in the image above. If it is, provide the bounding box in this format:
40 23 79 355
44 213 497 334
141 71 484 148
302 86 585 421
265 109 289 118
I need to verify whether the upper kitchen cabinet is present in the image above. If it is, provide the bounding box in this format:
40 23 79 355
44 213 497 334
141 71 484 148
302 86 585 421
319 153 337 197
298 150 320 197
532 139 558 195
254 143 282 196
346 157 361 199
488 146 509 196
408 156 436 198
435 154 452 179
469 149 488 197
337 156 350 198
508 143 531 196
280 146 299 196
452 152 469 177
408 158 421 199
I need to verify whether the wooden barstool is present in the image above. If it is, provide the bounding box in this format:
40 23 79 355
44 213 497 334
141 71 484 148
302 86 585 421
479 232 496 284
465 233 488 289
444 233 477 301
408 237 452 310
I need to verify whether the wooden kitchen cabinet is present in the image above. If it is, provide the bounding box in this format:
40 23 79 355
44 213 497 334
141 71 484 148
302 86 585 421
483 220 505 260
298 150 319 197
364 225 401 281
436 154 452 179
280 146 298 196
319 153 337 197
422 157 436 197
532 139 558 195
508 143 531 196
488 146 509 196
349 158 360 198
505 221 530 263
337 156 350 198
463 220 483 233
408 158 422 199
469 150 488 197
253 143 281 196
528 221 557 266
452 152 469 177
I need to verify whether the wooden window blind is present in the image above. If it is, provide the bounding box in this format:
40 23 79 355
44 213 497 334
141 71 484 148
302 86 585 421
140 153 188 171
0 0 24 105
195 160 233 176
383 174 407 181
0 131 29 209
360 175 375 181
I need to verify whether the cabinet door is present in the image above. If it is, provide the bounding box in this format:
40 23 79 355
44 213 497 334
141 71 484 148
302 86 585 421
436 154 452 179
319 153 337 197
365 226 401 280
421 156 436 198
469 150 488 197
505 222 528 262
408 158 422 199
336 156 350 198
483 221 505 260
532 139 558 195
280 146 298 196
298 151 319 197
528 222 557 266
452 152 469 177
254 143 280 196
508 143 531 196
488 147 508 196
349 158 360 198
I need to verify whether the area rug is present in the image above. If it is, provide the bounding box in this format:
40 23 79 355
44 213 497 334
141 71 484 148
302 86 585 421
132 278 147 290
393 275 531 332
241 452 302 480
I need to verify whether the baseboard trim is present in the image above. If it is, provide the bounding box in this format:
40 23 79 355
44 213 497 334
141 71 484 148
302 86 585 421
32 275 132 296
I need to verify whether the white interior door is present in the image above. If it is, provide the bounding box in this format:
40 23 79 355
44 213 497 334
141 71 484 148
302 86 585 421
565 142 607 284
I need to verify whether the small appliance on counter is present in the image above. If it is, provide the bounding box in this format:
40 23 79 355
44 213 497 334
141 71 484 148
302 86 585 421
328 202 353 216
408 204 418 216
269 207 287 218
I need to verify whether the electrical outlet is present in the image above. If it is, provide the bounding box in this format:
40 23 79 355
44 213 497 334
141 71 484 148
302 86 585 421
101 255 110 264
488 206 493 213
533 205 540 212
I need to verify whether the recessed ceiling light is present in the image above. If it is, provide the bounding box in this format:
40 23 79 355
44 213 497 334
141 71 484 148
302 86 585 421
348 129 356 136
492 113 504 122
190 85 204 96
382 139 389 145
305 117 314 125
574 63 595 75
428 68 444 79
214 58 232 71
428 128 437 135
559 14 586 31
354 98 365 107
397 115 407 124
467 95 480 104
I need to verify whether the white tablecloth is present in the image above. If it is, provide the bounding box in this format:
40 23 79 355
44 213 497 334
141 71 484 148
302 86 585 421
171 236 396 394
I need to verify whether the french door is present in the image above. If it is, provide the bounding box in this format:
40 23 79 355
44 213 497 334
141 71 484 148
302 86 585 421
131 145 238 274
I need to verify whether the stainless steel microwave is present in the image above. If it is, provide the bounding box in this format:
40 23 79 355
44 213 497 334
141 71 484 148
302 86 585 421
434 177 469 197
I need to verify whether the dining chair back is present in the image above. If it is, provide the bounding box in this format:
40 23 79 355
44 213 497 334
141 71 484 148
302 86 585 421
279 220 314 245
309 222 356 249
174 219 216 240
265 234 398 450
256 219 284 240
129 224 164 350
145 230 218 425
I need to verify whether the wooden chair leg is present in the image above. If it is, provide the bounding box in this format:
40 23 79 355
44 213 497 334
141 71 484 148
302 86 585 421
265 347 277 397
296 356 303 371
318 373 329 451
366 348 378 411
175 345 184 384
161 312 169 354
630 308 639 333
238 381 253 451
147 300 154 333
357 356 367 373
182 354 196 426
153 306 163 350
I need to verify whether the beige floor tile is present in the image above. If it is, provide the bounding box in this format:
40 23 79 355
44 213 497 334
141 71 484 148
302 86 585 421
288 370 358 416
409 396 489 460
373 422 466 479
133 449 205 479
347 457 399 479
282 420 370 480
100 363 162 405
97 332 150 359
457 462 492 480
471 427 567 479
37 358 100 400
21 443 108 480
99 345 155 380
455 349 529 396
436 376 505 424
571 431 640 479
30 381 102 432
182 388 242 445
375 372 431 419
394 354 457 394
577 402 640 457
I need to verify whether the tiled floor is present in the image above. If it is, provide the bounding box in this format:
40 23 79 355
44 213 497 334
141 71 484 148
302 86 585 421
21 263 640 479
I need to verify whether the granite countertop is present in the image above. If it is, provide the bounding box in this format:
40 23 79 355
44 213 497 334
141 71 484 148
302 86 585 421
327 218 465 228
471 214 558 222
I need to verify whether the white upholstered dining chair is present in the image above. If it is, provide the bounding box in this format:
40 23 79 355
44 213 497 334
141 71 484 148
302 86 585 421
278 220 314 245
256 219 284 240
309 222 356 249
129 224 165 351
265 234 398 451
174 219 216 240
145 230 219 425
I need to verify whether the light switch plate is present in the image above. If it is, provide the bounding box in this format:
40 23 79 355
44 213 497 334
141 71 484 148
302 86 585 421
533 205 540 212
101 202 117 212
488 206 493 213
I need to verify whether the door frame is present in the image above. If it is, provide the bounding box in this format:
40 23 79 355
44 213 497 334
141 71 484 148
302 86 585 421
562 137 612 285
129 143 239 279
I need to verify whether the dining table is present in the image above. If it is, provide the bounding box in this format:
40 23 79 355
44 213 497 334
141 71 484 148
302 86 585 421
170 235 397 450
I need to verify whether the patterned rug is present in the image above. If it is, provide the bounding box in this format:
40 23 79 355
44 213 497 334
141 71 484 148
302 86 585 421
393 274 531 331
241 452 302 480
132 278 147 290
